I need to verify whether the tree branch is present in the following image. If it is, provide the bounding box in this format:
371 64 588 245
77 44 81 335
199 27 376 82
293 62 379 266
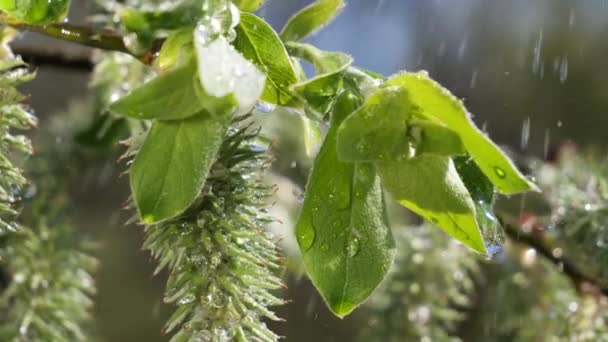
3 20 161 66
12 45 94 71
503 220 608 297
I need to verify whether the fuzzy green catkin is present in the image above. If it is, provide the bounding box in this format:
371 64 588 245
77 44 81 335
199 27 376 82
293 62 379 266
142 122 284 342
0 52 97 339
0 57 36 233
360 225 479 342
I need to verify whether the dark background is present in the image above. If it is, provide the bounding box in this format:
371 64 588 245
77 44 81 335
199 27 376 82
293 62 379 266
14 0 608 340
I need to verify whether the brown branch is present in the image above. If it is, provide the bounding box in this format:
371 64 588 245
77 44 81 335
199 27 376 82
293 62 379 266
12 45 94 71
503 220 608 297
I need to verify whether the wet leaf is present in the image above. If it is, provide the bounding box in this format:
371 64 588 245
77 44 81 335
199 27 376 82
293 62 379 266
234 13 298 105
386 71 537 195
280 0 344 42
454 156 504 245
287 42 353 117
109 61 202 121
0 0 70 24
233 0 265 12
410 120 466 157
130 109 234 224
337 86 411 162
156 27 194 71
296 90 395 317
378 154 487 253
287 42 352 75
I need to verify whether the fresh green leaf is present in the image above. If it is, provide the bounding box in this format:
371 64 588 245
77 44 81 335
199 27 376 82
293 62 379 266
410 120 466 156
386 71 537 195
280 0 344 42
454 156 504 245
287 42 352 75
118 5 201 36
0 0 70 24
296 90 395 317
109 61 202 121
156 27 194 71
130 109 234 224
233 0 265 12
337 86 411 162
287 42 353 117
378 154 487 253
233 13 298 105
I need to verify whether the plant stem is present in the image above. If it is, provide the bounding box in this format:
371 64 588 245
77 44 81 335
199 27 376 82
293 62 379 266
4 20 157 64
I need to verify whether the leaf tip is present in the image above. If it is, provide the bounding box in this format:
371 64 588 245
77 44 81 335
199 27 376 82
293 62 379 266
142 214 157 224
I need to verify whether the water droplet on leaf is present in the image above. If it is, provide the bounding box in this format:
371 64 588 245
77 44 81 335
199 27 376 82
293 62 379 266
494 167 506 178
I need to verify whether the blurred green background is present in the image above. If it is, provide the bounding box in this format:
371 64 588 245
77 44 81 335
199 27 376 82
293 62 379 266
14 0 608 340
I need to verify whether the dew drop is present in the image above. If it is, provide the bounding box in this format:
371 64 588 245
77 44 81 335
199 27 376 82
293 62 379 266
179 293 196 305
346 238 360 257
494 167 506 179
321 244 329 252
255 100 276 113
297 227 315 251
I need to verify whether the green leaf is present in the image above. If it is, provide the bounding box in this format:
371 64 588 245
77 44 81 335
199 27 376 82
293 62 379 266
296 90 395 317
286 42 352 75
337 86 411 162
130 110 233 223
0 0 70 24
410 120 466 157
156 27 194 71
386 71 537 195
233 0 265 12
287 42 353 117
378 154 487 253
280 0 344 42
454 156 504 245
110 61 202 121
233 13 298 105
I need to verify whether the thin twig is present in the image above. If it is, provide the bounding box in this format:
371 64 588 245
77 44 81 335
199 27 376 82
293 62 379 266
12 45 94 70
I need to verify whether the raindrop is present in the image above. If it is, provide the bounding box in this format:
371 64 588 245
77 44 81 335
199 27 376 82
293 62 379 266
179 293 196 305
532 29 543 75
297 226 315 251
543 129 551 160
320 244 329 252
470 68 478 89
437 41 446 57
494 167 506 179
255 101 276 113
569 8 576 28
458 36 468 61
559 57 568 83
486 244 503 259
520 117 530 150
346 238 360 257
